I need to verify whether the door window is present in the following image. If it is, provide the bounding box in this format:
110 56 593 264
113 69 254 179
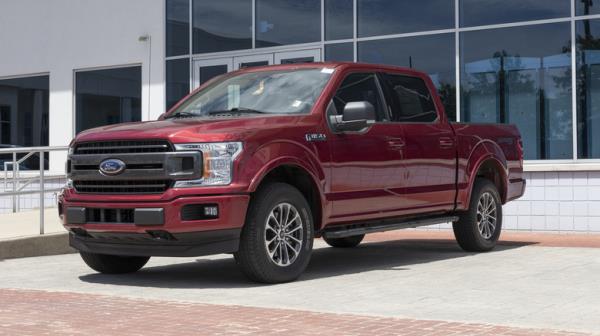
332 73 387 121
383 74 438 123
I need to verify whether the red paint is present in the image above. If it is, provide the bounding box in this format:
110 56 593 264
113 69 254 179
61 62 525 237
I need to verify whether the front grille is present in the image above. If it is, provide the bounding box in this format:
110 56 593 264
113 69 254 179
74 180 171 194
87 208 134 223
74 140 172 155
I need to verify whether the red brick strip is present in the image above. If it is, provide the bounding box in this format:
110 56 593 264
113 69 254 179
0 289 590 336
363 231 600 248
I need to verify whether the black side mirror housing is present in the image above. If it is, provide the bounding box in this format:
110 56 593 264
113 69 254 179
329 101 376 133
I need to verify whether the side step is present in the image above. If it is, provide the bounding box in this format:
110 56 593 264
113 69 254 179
321 215 459 239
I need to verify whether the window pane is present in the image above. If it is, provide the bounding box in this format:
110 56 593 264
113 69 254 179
358 33 456 120
193 0 252 54
332 73 387 121
76 67 142 133
577 1 600 16
460 0 570 27
325 43 354 62
325 0 353 40
166 59 190 111
0 75 49 170
256 0 320 47
166 0 189 57
576 19 600 158
357 0 453 38
384 75 438 123
461 23 572 160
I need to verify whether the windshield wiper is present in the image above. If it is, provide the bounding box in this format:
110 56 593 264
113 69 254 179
164 111 201 119
207 107 269 115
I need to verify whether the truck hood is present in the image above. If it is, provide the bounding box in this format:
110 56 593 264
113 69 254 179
73 115 311 144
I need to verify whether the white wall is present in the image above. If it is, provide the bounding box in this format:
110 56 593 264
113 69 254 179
0 0 166 171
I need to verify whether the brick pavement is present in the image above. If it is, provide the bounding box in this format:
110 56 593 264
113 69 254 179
0 289 592 336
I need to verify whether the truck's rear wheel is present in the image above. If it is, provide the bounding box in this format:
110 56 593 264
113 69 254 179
79 252 150 274
453 178 502 252
234 183 313 283
323 234 365 248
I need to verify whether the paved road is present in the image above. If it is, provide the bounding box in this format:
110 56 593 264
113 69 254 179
1 234 599 335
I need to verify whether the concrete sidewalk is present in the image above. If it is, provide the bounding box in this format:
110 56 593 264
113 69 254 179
1 237 599 335
0 208 65 239
0 209 70 260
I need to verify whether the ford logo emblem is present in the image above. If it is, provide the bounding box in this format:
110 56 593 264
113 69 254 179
99 159 126 176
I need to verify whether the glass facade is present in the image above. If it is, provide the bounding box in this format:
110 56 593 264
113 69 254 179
256 0 321 47
357 0 453 37
193 0 252 54
165 0 600 162
0 75 49 169
325 0 353 41
460 0 570 27
166 59 190 110
358 33 456 120
577 19 600 159
75 67 141 133
461 23 572 160
166 0 189 57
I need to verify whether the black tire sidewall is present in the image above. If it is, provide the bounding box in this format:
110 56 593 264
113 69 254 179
468 180 503 250
237 183 314 283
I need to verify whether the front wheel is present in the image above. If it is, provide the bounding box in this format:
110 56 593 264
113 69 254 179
79 252 150 274
234 183 314 283
452 178 502 252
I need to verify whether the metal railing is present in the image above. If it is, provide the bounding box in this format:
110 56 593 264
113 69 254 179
0 146 69 234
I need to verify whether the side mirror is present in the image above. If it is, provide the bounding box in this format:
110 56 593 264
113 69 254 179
329 101 376 133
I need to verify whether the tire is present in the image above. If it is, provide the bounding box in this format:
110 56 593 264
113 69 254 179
79 252 150 274
453 178 503 252
234 182 314 283
323 234 365 248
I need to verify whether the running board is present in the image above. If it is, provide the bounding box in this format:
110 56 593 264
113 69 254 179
321 215 459 239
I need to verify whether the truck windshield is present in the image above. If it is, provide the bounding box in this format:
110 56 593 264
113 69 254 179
167 68 334 118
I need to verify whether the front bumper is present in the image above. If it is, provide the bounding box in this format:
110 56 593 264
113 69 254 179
60 193 250 257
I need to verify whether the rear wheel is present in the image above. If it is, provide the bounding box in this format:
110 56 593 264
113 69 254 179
453 178 502 252
323 234 365 248
234 183 314 283
79 252 150 274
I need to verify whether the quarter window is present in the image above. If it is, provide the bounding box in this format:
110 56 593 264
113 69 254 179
383 75 438 123
332 73 386 121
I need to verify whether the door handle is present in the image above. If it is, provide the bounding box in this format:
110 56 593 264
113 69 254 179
386 137 405 148
439 137 454 149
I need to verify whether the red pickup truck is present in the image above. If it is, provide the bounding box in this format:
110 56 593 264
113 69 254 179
59 62 525 283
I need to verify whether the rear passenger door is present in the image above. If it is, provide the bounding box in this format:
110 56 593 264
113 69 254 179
328 72 406 220
381 73 457 213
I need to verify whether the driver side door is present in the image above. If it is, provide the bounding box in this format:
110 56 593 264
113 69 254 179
327 72 407 222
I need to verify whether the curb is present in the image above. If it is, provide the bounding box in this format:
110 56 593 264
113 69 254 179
0 233 75 260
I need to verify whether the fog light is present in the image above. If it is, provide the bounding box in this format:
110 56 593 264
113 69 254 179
204 206 218 217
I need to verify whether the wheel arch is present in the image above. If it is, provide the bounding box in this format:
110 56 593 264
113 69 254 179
248 160 325 233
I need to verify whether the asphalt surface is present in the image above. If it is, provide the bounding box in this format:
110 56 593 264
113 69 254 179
1 238 599 334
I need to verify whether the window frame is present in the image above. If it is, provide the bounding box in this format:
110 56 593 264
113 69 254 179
72 63 143 136
378 72 441 124
327 70 391 125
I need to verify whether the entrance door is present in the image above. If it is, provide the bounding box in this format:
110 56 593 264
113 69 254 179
192 57 233 90
234 54 274 70
275 49 321 64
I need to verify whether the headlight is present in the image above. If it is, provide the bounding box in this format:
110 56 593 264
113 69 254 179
173 142 242 187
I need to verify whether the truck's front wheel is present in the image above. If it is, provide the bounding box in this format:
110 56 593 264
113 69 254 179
453 178 503 252
234 183 314 283
79 252 150 274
